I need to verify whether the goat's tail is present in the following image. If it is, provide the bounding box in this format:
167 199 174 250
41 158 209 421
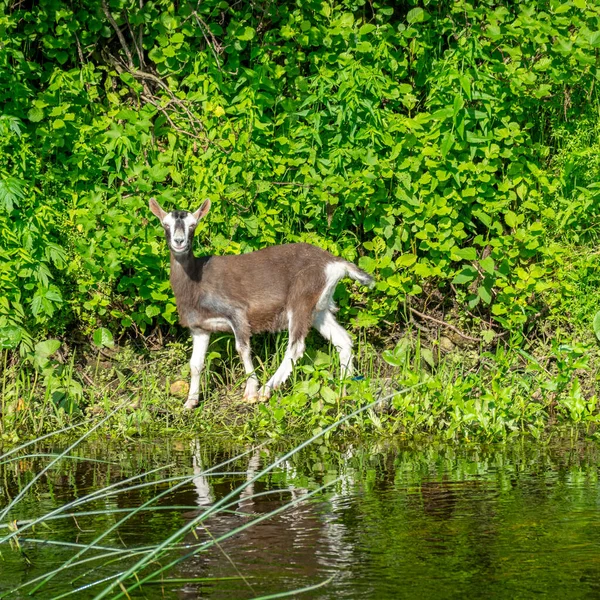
316 260 375 312
344 261 375 288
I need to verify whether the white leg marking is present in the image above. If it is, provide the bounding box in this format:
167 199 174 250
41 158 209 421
239 450 261 512
192 441 214 506
186 331 210 409
235 337 259 401
313 310 354 377
261 338 306 398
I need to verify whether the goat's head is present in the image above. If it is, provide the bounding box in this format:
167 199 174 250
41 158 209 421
149 198 211 255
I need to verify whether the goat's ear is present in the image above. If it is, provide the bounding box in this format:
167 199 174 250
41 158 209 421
149 197 167 222
193 198 211 221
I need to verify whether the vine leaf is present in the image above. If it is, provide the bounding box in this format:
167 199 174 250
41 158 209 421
593 311 600 342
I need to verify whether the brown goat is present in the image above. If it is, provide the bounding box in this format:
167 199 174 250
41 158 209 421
149 198 374 408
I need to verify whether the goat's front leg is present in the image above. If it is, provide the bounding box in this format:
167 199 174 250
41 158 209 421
185 330 210 409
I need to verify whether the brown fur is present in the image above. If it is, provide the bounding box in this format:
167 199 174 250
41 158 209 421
171 243 333 340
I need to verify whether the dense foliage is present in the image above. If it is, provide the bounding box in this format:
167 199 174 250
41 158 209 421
1 0 600 352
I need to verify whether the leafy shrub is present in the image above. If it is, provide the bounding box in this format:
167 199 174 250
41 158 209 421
1 0 599 348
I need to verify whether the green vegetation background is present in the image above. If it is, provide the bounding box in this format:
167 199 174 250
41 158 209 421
1 0 600 440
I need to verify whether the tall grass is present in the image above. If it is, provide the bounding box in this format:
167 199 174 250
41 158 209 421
1 328 599 444
0 383 425 599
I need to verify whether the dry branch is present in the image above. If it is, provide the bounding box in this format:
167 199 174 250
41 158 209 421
101 9 231 154
409 306 481 343
102 0 135 69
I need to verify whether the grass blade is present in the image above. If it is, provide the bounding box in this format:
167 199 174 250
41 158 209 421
0 402 127 523
249 576 334 599
97 382 426 599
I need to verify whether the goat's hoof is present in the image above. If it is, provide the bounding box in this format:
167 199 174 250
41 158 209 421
183 397 199 410
242 391 259 404
242 381 260 403
258 386 272 400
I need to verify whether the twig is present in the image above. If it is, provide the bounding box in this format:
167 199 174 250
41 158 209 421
138 0 145 68
130 69 207 137
141 94 208 146
125 13 145 68
408 306 481 343
81 371 94 387
190 10 223 71
74 32 85 65
103 49 152 97
103 47 231 154
268 181 314 188
102 0 135 68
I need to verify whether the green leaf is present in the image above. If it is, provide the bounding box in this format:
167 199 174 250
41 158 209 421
236 26 255 41
382 340 410 367
440 130 455 158
421 347 435 368
359 24 376 36
0 326 22 349
396 253 417 267
452 247 478 261
255 181 272 193
35 339 61 359
479 256 495 275
593 311 600 342
93 328 114 348
459 75 472 100
297 379 320 397
482 330 496 343
587 30 600 47
148 165 170 182
146 305 161 319
148 47 165 63
477 285 492 304
407 7 425 23
340 12 354 27
505 210 518 228
358 256 377 272
28 107 44 122
0 177 26 212
452 266 478 284
352 311 380 328
321 386 338 404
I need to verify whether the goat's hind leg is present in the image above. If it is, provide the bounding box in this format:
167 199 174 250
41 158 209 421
259 335 306 399
233 331 260 402
313 310 354 378
260 311 309 399
185 330 210 409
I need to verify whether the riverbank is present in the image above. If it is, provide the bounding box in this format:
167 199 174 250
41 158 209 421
2 325 599 444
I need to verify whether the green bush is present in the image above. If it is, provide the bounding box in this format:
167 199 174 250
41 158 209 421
1 0 599 350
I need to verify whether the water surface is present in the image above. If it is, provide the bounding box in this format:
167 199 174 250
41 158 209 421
1 439 599 598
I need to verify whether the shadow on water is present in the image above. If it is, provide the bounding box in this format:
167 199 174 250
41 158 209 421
1 438 600 599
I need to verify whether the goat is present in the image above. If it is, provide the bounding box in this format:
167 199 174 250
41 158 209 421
149 197 374 409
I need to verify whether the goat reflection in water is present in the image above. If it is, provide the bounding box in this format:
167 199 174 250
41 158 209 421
176 443 352 597
149 198 374 408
